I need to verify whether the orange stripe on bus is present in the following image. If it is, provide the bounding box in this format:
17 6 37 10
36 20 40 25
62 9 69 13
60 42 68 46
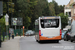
39 36 62 40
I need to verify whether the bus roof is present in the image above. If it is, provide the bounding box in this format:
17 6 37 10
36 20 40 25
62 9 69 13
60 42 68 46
35 16 60 21
39 16 60 19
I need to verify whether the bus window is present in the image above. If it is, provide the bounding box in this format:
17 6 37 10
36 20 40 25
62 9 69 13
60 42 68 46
40 19 59 28
35 25 39 32
35 20 39 34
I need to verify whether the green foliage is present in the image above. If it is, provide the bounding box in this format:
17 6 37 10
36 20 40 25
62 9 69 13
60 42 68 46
49 2 55 16
52 0 59 15
24 16 31 29
0 16 6 34
3 0 65 30
58 13 68 29
59 5 65 13
3 2 7 14
48 0 64 16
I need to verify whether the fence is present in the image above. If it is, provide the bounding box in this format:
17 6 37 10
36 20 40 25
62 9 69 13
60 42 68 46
14 29 23 36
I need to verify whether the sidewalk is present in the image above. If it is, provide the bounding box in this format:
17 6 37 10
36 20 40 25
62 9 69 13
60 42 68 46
0 36 23 50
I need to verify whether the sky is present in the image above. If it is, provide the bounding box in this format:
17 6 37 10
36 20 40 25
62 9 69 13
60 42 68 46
48 0 70 5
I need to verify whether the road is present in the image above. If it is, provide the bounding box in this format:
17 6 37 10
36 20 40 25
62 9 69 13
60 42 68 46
20 36 75 50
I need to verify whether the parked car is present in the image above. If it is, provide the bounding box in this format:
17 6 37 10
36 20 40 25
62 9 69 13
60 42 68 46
62 30 67 39
63 30 71 41
25 30 35 36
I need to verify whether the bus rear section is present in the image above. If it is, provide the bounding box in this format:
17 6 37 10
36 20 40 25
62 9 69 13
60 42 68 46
35 16 62 42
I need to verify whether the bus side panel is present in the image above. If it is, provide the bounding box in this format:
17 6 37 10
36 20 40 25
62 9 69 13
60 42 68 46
35 19 39 41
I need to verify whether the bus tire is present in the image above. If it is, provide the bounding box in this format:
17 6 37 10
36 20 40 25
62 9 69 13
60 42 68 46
66 39 69 41
38 40 41 43
36 40 38 42
71 40 73 42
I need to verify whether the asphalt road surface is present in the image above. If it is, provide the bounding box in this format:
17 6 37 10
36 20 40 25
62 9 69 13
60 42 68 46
20 36 75 50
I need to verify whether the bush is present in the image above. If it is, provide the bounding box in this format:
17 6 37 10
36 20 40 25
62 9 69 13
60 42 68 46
58 13 68 29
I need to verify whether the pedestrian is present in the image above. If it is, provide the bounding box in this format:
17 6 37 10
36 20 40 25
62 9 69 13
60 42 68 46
9 33 10 40
3 32 5 41
9 30 10 40
12 33 14 39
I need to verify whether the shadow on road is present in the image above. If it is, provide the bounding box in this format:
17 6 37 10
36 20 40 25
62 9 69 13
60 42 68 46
38 40 61 44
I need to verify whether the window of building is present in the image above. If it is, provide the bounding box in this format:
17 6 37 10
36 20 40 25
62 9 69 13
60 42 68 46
66 12 71 17
69 12 71 17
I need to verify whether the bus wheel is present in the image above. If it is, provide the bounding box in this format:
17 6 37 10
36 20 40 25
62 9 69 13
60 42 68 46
36 40 38 42
38 41 41 43
70 40 73 42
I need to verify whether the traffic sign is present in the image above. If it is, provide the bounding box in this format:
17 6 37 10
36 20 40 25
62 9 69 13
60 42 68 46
5 14 9 25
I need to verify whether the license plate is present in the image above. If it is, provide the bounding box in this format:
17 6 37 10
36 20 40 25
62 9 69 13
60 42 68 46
47 37 53 38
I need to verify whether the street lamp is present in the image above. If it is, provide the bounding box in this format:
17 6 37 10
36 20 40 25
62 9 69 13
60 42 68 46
5 14 9 40
18 10 21 36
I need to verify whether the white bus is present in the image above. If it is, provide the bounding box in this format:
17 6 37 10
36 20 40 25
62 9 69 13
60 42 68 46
35 16 62 43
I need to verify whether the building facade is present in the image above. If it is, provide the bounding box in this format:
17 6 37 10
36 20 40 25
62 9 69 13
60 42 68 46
64 0 75 25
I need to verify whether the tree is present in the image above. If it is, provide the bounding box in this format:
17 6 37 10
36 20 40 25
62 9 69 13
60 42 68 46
52 0 59 15
3 2 7 15
17 0 32 29
16 0 51 29
59 5 65 13
29 0 50 29
24 16 31 29
49 2 55 16
58 13 68 29
0 16 6 34
3 0 66 30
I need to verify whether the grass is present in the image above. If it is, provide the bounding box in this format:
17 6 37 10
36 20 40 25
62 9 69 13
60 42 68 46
1 35 9 41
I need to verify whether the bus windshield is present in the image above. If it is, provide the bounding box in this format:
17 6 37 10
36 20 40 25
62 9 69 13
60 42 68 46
40 19 59 28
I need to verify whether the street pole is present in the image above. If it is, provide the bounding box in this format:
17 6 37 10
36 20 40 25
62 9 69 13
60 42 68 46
7 0 9 40
0 1 3 47
19 25 21 37
6 25 8 40
7 0 9 15
23 28 24 36
15 25 16 30
5 14 9 40
23 26 24 36
0 25 1 47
